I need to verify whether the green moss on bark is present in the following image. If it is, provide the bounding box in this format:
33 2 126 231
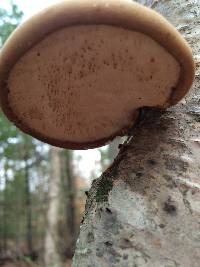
96 176 113 203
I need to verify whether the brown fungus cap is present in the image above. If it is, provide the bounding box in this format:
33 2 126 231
0 0 195 149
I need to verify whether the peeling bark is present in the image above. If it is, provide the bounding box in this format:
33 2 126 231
73 0 200 266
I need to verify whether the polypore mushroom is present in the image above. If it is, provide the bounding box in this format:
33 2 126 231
0 0 194 149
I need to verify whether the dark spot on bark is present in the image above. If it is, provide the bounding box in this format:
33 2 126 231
123 254 129 260
118 143 123 149
192 189 197 195
87 232 94 243
147 159 157 165
85 191 89 196
119 238 133 249
163 197 177 215
163 175 171 181
106 207 112 214
159 224 166 229
37 52 40 56
96 248 104 257
136 172 143 178
104 241 113 247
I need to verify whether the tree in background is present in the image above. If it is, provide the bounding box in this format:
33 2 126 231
0 3 51 264
0 3 23 47
0 5 87 267
44 147 62 267
62 150 77 256
0 2 23 259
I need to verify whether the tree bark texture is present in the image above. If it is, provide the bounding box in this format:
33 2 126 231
73 0 200 266
44 147 61 267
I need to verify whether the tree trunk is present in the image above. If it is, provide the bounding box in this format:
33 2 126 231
61 150 77 257
108 138 122 164
44 147 61 267
65 151 77 253
15 176 22 260
73 1 200 266
24 158 33 257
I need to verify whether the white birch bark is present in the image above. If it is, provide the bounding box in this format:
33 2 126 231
73 0 200 266
44 147 61 267
108 138 122 164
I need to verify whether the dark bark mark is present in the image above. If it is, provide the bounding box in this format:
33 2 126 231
163 197 177 215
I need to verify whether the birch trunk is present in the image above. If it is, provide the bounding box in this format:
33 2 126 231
44 147 61 267
73 0 200 266
108 138 122 163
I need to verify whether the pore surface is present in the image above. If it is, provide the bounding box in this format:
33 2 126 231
8 25 180 143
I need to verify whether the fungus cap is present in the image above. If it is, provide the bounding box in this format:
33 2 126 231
0 0 194 149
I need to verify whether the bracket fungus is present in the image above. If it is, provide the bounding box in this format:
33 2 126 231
0 0 194 149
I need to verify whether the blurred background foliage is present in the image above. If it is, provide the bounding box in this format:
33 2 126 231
0 2 121 267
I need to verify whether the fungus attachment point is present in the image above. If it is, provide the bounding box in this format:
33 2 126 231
0 0 194 149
